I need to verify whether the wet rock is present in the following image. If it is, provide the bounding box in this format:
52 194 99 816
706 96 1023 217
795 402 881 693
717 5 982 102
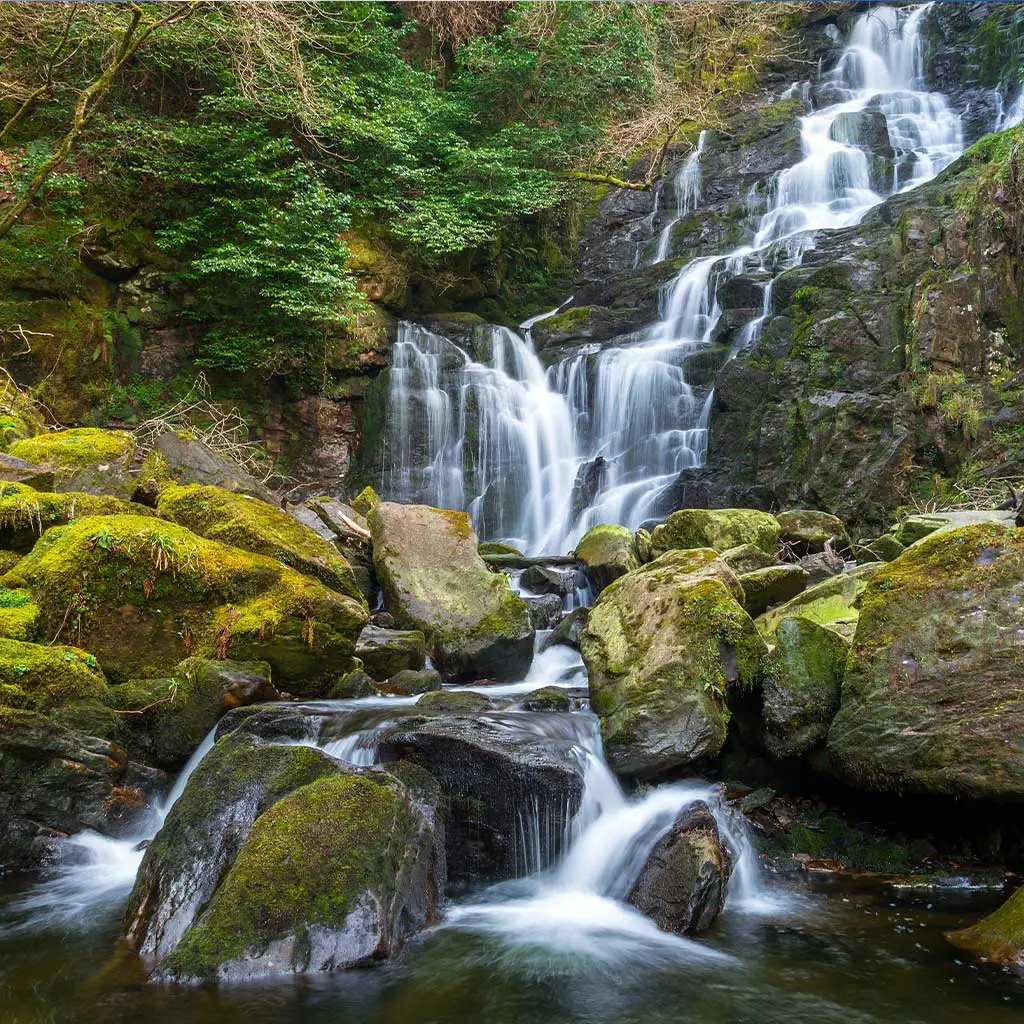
574 523 638 593
152 430 276 503
541 606 590 652
738 565 809 616
776 509 851 555
521 564 580 596
369 502 534 682
627 802 733 935
763 618 849 759
379 668 442 696
632 527 653 564
828 524 1024 800
355 625 427 680
478 541 522 557
416 689 496 714
582 549 765 776
651 508 780 557
378 713 585 883
0 452 54 491
525 593 564 630
720 543 776 575
8 428 136 500
327 666 378 699
946 886 1024 966
519 687 571 712
568 457 607 522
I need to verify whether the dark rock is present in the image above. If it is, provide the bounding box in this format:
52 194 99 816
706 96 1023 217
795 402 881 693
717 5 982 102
541 606 590 652
378 668 442 696
568 457 607 522
356 625 427 680
0 452 54 490
521 564 580 596
525 593 564 630
738 565 810 616
519 687 571 712
153 430 277 503
327 667 378 699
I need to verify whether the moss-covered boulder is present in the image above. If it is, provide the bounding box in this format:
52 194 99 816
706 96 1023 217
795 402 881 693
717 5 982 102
581 549 766 776
776 509 851 555
946 887 1024 966
368 502 533 681
763 618 849 759
302 496 375 603
5 514 367 691
378 667 441 696
478 541 522 557
720 543 776 575
113 658 279 770
755 563 880 641
9 428 136 500
574 523 638 593
350 486 380 517
867 533 905 562
125 731 347 964
519 686 572 712
158 485 364 606
626 802 733 935
738 565 809 616
355 625 426 680
651 508 780 557
0 585 39 640
0 384 46 452
827 525 1024 800
0 482 150 553
416 689 496 714
891 510 1013 548
155 769 443 982
151 431 276 504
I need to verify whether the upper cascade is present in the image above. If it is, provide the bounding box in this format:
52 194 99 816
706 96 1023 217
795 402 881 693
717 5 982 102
376 4 987 555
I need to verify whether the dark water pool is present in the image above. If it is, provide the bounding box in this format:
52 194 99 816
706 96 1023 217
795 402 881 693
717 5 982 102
2 874 1022 1024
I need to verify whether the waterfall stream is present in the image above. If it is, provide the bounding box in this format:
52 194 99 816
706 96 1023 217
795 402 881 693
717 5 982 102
377 3 973 555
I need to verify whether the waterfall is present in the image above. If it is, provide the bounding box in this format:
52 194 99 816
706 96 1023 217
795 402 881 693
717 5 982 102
378 4 965 555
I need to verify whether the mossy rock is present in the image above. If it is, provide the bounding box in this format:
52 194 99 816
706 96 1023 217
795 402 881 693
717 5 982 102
5 514 367 691
754 563 880 641
0 482 151 553
369 502 533 682
827 524 1024 800
574 523 638 593
355 625 426 680
946 886 1024 966
0 550 22 575
0 586 39 641
581 550 766 776
350 486 380 517
891 510 1013 547
158 484 365 606
157 770 442 981
867 533 905 562
651 508 780 557
416 689 495 714
0 637 119 740
720 543 777 575
478 541 522 557
520 686 571 712
9 428 136 500
378 668 441 696
763 617 849 759
112 658 279 770
0 385 46 452
739 565 809 616
776 509 851 555
132 448 174 506
327 665 378 699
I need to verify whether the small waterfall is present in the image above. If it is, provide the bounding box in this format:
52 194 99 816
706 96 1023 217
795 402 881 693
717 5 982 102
378 5 965 555
998 90 1024 131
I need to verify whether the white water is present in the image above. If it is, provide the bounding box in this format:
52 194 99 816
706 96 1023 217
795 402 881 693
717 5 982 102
378 4 966 554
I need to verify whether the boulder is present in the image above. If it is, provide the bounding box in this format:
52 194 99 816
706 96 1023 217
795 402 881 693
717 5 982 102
112 658 280 770
524 593 564 630
867 533 905 562
581 549 766 776
738 565 809 616
720 543 776 575
378 668 441 696
626 801 733 935
632 527 653 564
797 549 846 584
892 510 1014 548
378 713 584 882
368 502 533 682
350 486 380 517
755 563 881 641
0 385 45 452
303 496 376 603
541 606 589 652
521 563 580 596
776 509 851 555
651 508 780 557
828 524 1024 800
763 618 849 759
0 452 54 491
8 428 136 500
478 541 522 557
0 584 38 640
152 430 276 503
327 666 378 699
574 523 638 593
4 514 367 691
158 485 365 606
416 689 496 714
946 887 1024 966
519 687 572 712
355 625 427 680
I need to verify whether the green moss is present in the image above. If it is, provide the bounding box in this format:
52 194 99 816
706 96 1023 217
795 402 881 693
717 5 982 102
0 587 39 641
416 688 493 713
478 541 522 557
947 886 1024 965
755 564 880 641
0 383 46 453
533 305 593 335
157 484 365 606
8 427 134 471
350 486 380 517
651 508 780 556
763 810 915 873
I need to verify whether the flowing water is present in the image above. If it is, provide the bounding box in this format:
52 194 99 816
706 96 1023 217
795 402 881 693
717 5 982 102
377 3 978 554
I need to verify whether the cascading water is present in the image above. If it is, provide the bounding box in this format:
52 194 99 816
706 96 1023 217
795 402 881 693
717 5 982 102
377 4 988 555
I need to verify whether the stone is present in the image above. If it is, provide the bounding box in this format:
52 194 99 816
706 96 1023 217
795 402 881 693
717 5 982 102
8 428 136 500
867 533 905 562
152 430 277 503
327 666 378 699
521 563 579 596
378 668 441 696
0 385 45 452
626 802 733 935
720 543 776 575
568 456 608 523
738 565 809 616
541 606 589 652
763 617 849 759
946 887 1024 967
632 527 653 564
416 689 496 714
304 496 376 603
158 484 365 606
478 541 522 557
581 549 766 776
828 524 1024 799
519 687 572 712
0 452 54 491
368 502 533 682
378 713 584 883
776 509 851 555
524 593 564 630
797 549 846 584
355 625 427 680
651 508 780 557
0 584 38 640
574 523 638 593
4 514 367 691
892 510 1014 548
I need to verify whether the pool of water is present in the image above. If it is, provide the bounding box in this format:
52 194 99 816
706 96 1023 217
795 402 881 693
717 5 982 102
2 873 1021 1024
